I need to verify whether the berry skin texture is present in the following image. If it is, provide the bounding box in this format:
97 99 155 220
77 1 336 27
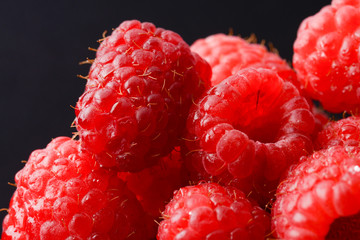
315 115 360 150
183 67 315 205
157 182 271 240
117 149 187 219
272 146 360 240
1 137 151 240
293 0 360 113
190 33 297 87
75 20 211 171
311 104 329 141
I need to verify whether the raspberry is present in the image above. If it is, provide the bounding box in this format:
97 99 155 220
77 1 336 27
311 104 329 141
157 182 271 240
190 33 297 87
1 137 151 240
183 68 315 205
272 146 360 239
315 115 360 150
117 149 187 219
75 20 211 171
293 0 360 113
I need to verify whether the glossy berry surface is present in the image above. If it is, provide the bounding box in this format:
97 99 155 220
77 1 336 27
75 20 211 171
117 149 187 219
157 182 270 240
191 33 297 87
183 67 315 205
272 145 360 240
1 137 150 240
311 104 329 141
316 115 360 150
293 0 360 113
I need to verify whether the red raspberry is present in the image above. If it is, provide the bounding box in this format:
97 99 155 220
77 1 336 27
157 182 271 240
118 149 187 219
311 104 329 141
272 146 360 239
316 115 360 150
183 68 315 205
191 33 297 87
293 0 360 113
1 137 151 240
75 20 211 171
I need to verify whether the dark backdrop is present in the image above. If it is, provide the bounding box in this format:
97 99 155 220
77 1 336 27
0 0 330 231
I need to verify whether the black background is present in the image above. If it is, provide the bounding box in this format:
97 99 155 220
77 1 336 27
0 0 330 232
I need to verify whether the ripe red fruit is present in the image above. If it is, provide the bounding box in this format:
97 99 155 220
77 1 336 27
311 104 329 141
183 67 315 205
157 182 271 240
117 149 187 219
191 33 297 87
315 115 360 150
1 137 151 240
75 20 211 171
293 0 360 113
272 145 360 239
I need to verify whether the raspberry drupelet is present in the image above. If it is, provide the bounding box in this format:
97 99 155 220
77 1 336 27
1 137 151 240
272 145 360 240
311 104 329 140
75 20 211 171
315 115 360 150
157 182 271 240
190 33 298 88
183 67 315 206
117 149 187 220
293 0 360 113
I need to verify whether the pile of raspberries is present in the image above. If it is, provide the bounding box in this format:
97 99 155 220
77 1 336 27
3 0 360 239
